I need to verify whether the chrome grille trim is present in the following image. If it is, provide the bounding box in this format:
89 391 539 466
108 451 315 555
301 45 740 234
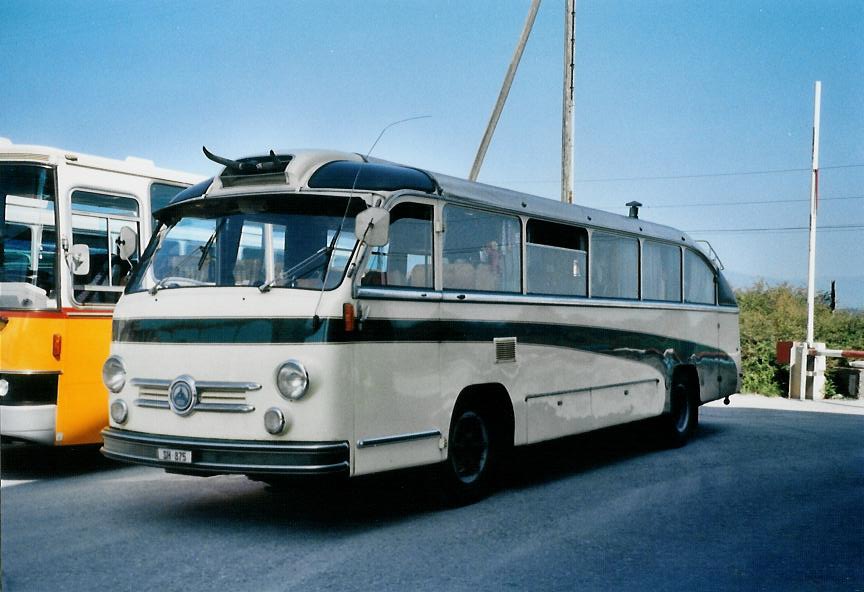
134 398 254 413
130 378 261 392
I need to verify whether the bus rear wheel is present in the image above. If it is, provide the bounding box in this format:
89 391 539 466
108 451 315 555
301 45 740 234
659 382 699 448
439 406 498 505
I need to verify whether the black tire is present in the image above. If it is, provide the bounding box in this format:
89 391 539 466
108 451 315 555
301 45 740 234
439 405 498 506
659 382 699 448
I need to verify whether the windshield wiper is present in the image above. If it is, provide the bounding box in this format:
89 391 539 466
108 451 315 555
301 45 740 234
147 221 224 295
258 246 332 293
197 219 226 270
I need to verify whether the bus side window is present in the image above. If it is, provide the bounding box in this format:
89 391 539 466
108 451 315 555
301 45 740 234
441 205 521 293
590 231 639 299
684 249 716 305
71 190 140 305
361 202 433 289
642 241 681 302
525 219 587 297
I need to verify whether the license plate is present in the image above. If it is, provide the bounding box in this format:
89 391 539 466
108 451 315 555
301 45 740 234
157 447 192 464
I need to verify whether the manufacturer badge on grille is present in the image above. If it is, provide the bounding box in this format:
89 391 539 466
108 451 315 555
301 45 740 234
168 375 198 416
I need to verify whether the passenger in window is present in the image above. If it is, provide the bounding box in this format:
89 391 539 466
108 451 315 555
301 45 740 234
480 240 500 274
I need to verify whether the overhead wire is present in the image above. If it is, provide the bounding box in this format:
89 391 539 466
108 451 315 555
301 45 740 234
493 162 864 185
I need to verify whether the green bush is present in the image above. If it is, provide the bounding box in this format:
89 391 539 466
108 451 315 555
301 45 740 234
736 282 864 396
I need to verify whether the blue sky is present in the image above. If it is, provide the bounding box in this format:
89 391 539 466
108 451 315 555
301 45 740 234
2 0 863 307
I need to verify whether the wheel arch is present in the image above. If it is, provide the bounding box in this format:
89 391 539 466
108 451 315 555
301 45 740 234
666 364 701 412
451 382 515 450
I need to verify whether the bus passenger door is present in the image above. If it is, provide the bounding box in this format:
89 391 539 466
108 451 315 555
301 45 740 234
352 201 444 476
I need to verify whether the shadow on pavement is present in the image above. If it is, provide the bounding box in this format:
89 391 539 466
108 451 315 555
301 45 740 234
168 416 726 529
1 442 124 481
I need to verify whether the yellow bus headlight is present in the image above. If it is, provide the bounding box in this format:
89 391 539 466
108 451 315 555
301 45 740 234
102 356 127 393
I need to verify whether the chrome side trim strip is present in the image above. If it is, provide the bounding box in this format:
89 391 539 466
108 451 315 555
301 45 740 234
134 398 254 413
0 370 62 376
356 286 736 313
357 429 441 449
354 287 443 301
130 378 262 392
526 378 660 401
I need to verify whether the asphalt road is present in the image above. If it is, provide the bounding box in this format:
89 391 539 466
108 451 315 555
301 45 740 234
2 401 863 592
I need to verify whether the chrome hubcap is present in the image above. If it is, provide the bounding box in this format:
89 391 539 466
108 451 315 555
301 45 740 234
451 411 489 484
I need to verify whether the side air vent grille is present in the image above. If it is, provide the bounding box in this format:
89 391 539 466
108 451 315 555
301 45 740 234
494 337 517 364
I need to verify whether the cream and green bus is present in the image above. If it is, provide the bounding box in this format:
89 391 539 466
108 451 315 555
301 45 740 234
100 148 740 501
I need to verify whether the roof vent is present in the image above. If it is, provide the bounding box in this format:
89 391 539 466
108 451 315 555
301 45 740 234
203 146 293 188
626 201 642 219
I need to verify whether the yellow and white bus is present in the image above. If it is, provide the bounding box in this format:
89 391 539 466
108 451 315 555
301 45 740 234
101 148 740 501
0 139 202 446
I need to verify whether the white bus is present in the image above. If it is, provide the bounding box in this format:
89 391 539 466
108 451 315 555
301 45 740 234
100 149 740 501
0 139 203 446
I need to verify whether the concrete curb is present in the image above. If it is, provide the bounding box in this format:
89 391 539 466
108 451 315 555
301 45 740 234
706 393 864 416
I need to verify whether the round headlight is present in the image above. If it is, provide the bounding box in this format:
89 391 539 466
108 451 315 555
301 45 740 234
102 356 126 393
0 378 9 398
276 360 309 400
264 407 288 435
110 399 129 424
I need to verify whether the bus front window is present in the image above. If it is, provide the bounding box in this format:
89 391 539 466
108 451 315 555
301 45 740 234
0 164 58 310
128 196 362 294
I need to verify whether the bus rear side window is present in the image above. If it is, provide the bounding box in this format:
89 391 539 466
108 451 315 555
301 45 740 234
591 231 638 299
526 219 587 297
684 250 715 305
642 241 681 302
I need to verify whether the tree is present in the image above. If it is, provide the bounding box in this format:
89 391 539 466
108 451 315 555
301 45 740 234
736 282 864 395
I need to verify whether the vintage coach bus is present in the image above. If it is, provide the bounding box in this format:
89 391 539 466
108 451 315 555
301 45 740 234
100 148 740 501
0 140 202 446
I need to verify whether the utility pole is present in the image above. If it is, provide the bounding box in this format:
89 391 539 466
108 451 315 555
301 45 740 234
806 81 821 345
561 0 576 203
469 0 541 181
790 81 826 400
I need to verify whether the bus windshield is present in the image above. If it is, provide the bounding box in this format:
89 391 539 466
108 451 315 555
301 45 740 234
0 164 58 310
127 195 364 294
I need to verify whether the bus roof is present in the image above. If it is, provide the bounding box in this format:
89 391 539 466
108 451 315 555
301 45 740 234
0 138 205 185
171 148 706 254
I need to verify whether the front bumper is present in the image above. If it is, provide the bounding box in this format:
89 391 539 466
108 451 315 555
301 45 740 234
0 405 57 445
101 428 350 476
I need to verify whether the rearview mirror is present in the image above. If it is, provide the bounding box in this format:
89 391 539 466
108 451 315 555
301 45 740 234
117 226 138 261
69 244 90 276
354 207 390 247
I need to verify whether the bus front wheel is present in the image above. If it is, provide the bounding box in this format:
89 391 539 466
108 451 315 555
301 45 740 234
439 406 498 505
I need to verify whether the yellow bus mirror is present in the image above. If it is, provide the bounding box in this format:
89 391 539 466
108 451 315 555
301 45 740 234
69 244 91 276
117 226 138 262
